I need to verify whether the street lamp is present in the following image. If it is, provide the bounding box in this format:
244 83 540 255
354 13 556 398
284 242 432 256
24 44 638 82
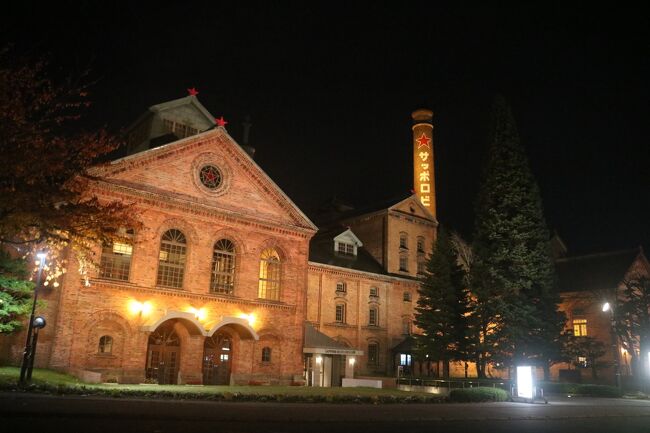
19 252 47 384
26 316 46 381
602 300 622 392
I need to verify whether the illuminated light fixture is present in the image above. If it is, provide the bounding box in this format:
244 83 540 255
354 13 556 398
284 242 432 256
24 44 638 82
348 357 356 366
36 252 47 260
315 356 323 365
238 313 256 327
516 365 534 400
602 302 611 312
189 307 207 321
129 300 152 316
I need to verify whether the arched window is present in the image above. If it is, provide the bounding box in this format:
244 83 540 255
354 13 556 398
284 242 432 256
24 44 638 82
261 346 272 363
367 342 379 366
403 291 412 302
416 236 425 253
99 229 134 281
98 335 113 354
258 248 281 300
157 229 187 289
399 232 408 249
399 254 409 272
211 239 236 294
369 306 378 326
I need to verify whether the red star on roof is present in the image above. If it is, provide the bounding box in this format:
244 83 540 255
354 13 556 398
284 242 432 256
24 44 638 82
215 116 228 127
187 87 199 96
416 133 431 148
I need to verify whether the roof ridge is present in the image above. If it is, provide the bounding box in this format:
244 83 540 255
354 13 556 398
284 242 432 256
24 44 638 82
556 247 641 263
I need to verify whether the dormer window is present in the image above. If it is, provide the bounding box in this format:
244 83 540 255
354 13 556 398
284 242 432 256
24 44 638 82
162 118 199 139
337 242 355 256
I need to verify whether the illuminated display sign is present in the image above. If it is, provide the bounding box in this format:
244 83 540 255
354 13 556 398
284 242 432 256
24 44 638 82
516 365 534 400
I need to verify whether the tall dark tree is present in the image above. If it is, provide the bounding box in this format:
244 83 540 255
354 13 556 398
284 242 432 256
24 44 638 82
0 49 140 282
616 275 650 379
470 95 564 374
415 227 467 378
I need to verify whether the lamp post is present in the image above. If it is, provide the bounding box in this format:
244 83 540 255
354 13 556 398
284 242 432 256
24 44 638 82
26 316 46 381
602 301 622 391
19 252 46 385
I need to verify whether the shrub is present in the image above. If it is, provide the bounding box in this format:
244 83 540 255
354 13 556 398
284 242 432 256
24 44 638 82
574 384 622 398
448 387 509 403
537 381 578 394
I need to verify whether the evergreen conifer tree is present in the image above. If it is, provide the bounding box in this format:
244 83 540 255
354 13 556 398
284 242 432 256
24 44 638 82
415 227 467 378
470 96 564 373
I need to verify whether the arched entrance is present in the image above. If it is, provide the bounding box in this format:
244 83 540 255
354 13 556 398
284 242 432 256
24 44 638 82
146 321 181 384
203 332 232 385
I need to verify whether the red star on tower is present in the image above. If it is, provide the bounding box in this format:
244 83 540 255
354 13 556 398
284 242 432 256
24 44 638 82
187 87 199 96
215 116 228 127
416 133 431 148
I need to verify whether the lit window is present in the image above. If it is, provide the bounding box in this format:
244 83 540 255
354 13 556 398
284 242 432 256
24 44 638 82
336 282 347 293
157 229 187 289
399 353 412 366
262 347 272 363
368 343 379 366
399 255 409 272
258 248 281 300
98 335 113 354
369 287 378 297
417 236 425 253
399 232 408 249
99 230 134 281
211 239 236 294
336 304 346 323
403 292 412 302
573 319 588 337
337 242 355 256
369 307 378 326
577 356 588 367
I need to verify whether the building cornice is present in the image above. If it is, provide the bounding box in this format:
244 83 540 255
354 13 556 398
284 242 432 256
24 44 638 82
308 261 419 285
88 279 297 312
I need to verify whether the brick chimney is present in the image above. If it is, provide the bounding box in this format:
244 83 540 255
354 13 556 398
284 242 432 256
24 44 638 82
411 109 435 218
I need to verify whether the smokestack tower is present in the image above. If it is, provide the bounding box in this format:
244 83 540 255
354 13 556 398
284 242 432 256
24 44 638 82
411 109 435 218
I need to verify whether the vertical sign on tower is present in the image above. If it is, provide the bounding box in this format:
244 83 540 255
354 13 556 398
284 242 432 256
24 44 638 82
412 109 436 218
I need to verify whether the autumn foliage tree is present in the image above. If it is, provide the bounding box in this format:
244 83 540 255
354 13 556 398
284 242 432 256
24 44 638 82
0 48 139 286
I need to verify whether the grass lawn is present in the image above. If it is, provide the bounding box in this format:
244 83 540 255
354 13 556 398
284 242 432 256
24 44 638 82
0 367 438 400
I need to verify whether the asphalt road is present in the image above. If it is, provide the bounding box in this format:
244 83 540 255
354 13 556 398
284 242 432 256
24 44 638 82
2 392 650 433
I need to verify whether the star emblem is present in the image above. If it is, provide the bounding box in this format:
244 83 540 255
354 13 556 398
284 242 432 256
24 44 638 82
187 87 199 96
215 116 228 127
416 133 431 149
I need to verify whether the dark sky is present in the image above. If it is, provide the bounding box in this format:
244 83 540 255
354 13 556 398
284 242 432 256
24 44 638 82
3 2 648 255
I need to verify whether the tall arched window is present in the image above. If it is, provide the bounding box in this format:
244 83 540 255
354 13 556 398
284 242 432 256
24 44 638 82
98 335 113 354
367 342 379 366
258 248 281 300
261 346 272 363
369 306 378 326
211 239 236 294
157 229 187 289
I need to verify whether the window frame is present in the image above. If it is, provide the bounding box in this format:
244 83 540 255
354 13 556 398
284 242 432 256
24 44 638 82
367 342 379 366
98 335 113 354
210 239 236 295
258 248 281 301
261 346 272 363
572 318 588 337
369 306 378 326
99 230 134 282
336 281 347 293
156 229 187 289
335 303 346 323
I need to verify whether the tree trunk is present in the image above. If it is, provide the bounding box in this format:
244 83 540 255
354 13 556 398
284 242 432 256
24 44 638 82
464 361 469 378
443 359 450 379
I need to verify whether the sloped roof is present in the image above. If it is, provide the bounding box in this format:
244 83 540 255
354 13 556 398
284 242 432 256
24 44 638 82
392 335 417 353
555 248 642 292
309 225 386 274
312 192 413 225
304 323 350 350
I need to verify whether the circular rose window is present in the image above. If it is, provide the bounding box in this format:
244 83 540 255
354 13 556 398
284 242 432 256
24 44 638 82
199 165 222 189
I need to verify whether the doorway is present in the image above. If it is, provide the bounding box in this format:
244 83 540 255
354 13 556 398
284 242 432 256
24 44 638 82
203 332 232 385
145 321 181 384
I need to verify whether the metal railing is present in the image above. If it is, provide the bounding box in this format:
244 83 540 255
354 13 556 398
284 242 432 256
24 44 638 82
397 377 511 391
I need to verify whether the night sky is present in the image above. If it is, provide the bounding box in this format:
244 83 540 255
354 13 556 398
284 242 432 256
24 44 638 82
3 2 648 255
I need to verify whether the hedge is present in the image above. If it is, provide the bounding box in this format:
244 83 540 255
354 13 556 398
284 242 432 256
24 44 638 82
448 387 509 403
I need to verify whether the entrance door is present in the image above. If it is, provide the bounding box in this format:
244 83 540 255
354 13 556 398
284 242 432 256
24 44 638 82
203 333 232 385
146 322 181 385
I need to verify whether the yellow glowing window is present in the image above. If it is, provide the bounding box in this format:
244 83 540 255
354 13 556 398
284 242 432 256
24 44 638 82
258 248 281 300
573 319 588 337
112 242 133 255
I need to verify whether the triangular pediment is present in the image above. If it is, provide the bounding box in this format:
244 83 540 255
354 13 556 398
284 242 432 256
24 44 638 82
389 194 437 223
333 229 363 247
89 128 316 232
